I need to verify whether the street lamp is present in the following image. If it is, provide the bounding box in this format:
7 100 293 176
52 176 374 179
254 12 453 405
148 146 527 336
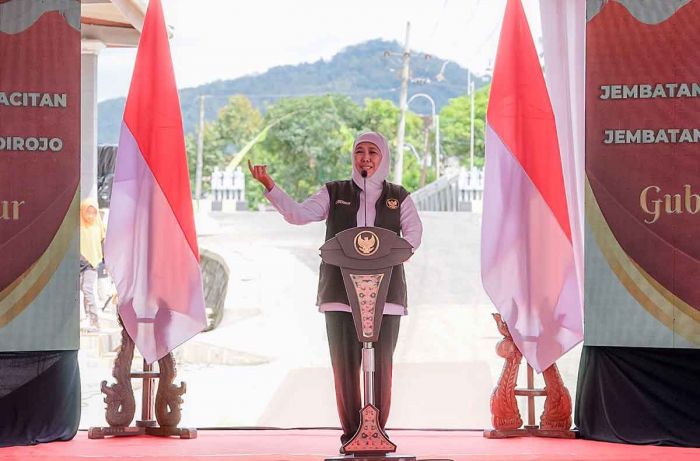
436 60 450 82
437 61 477 172
407 93 440 179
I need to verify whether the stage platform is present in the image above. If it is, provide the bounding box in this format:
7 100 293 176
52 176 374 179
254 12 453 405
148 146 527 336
3 429 699 460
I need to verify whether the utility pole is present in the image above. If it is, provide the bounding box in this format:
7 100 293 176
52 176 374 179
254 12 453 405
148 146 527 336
394 22 411 185
469 77 475 171
195 94 206 207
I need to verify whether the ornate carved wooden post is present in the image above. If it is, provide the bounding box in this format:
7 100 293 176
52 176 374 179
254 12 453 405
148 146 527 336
100 323 136 429
88 316 195 439
487 313 523 432
540 363 573 431
484 313 575 439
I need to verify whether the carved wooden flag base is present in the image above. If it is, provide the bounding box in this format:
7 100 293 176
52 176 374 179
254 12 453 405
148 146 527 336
88 320 196 439
483 313 575 440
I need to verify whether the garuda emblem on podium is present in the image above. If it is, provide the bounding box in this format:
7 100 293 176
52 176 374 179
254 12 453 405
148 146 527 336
354 230 379 256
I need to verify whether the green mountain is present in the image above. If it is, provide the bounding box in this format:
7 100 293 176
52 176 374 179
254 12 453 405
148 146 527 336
97 39 488 144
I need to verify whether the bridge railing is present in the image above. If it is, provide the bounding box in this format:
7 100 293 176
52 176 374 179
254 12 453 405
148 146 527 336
410 168 484 212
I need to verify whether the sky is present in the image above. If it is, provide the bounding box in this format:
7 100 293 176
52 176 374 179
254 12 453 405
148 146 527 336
97 0 543 102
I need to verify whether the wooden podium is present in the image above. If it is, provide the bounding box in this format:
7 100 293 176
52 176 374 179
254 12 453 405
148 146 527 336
320 226 416 461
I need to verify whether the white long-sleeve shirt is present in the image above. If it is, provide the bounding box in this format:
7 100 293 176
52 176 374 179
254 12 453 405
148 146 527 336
264 181 423 315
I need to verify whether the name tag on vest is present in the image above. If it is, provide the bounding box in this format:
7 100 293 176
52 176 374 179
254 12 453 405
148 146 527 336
335 199 352 206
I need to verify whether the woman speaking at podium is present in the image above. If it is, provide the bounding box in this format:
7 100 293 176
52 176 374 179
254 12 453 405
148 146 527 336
249 131 423 446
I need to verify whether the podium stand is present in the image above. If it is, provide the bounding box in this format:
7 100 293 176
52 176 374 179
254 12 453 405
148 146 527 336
320 226 416 461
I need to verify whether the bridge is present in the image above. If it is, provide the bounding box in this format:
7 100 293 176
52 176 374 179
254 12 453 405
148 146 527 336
410 167 483 212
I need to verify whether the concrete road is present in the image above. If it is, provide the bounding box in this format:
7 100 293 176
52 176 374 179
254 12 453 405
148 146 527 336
80 210 582 430
180 211 581 429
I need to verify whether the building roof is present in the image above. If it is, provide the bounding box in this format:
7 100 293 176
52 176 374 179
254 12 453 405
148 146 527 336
81 0 147 48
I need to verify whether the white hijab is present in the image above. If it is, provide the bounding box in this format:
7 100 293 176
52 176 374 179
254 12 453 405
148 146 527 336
351 131 391 190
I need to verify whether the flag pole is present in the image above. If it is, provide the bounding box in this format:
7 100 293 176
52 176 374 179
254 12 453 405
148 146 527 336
135 359 156 428
95 0 206 440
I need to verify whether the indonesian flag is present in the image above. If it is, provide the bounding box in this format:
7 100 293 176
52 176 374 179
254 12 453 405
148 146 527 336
481 0 583 372
104 0 206 364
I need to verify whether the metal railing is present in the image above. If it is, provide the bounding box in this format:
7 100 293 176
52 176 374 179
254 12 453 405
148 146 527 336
411 173 460 211
410 168 484 212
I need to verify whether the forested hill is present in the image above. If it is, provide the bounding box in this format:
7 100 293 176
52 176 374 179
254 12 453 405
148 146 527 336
97 39 488 144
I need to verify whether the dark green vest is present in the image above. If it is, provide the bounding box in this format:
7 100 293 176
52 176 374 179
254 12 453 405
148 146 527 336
317 180 410 307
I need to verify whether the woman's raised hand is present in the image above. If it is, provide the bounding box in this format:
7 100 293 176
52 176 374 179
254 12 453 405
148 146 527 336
248 159 275 192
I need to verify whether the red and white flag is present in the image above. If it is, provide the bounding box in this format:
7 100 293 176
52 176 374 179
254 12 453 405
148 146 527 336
481 0 583 372
104 0 206 363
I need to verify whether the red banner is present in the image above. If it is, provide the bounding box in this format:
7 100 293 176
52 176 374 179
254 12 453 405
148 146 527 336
585 0 700 346
0 1 80 350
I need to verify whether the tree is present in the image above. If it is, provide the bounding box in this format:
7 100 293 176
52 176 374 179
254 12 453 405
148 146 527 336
402 146 436 191
214 95 264 154
249 95 360 205
358 98 402 139
185 121 224 195
185 95 263 195
439 84 490 169
244 95 434 208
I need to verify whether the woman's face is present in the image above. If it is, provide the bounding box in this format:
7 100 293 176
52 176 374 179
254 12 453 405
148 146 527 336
83 205 97 224
353 141 382 177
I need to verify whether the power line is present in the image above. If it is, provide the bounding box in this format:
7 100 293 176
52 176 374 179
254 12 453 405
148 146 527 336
429 0 450 39
463 0 482 31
